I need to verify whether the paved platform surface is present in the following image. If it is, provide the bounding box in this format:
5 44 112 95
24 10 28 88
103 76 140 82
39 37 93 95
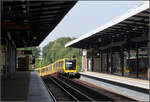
1 71 53 101
80 71 149 89
80 71 150 101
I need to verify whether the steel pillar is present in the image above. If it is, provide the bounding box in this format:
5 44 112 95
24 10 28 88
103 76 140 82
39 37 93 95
110 48 113 73
5 39 16 78
101 51 103 72
120 47 124 76
136 45 139 78
127 48 130 59
106 49 109 73
148 40 150 80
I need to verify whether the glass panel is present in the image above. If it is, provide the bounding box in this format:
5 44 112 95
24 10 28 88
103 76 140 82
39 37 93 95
65 60 76 70
102 53 107 73
111 52 122 75
138 47 148 79
93 57 101 72
124 50 137 78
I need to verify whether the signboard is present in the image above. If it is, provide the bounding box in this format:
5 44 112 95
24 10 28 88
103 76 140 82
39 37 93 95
3 22 30 30
17 50 32 55
82 50 87 56
0 46 7 51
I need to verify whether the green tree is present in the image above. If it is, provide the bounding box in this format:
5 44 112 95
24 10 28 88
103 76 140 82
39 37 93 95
42 37 82 71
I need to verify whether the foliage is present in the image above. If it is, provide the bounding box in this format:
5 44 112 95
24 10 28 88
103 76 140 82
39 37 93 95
18 37 82 71
42 37 82 71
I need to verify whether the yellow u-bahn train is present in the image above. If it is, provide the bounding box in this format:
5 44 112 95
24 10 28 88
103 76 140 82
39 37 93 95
34 58 80 78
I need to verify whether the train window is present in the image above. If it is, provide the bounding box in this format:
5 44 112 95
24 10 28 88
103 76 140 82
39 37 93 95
65 60 76 70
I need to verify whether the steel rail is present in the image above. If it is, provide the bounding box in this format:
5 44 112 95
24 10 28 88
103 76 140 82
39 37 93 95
49 76 94 101
46 76 80 101
59 75 113 101
42 77 57 102
59 75 135 101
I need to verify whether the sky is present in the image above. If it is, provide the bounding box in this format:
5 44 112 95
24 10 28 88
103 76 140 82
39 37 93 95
39 1 145 48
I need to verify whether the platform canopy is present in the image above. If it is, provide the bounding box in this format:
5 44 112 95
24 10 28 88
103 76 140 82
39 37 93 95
1 1 77 48
65 2 149 50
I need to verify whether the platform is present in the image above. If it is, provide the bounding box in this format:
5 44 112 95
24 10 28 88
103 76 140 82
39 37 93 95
1 71 54 101
80 71 149 89
80 71 150 101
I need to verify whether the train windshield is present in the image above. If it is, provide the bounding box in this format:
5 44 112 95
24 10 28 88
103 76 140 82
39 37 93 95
65 60 76 70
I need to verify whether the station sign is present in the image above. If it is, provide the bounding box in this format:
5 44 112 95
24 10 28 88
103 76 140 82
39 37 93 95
82 50 87 56
0 46 7 51
3 22 30 30
17 50 32 55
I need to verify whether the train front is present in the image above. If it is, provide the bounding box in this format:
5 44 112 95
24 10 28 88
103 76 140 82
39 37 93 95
64 59 80 78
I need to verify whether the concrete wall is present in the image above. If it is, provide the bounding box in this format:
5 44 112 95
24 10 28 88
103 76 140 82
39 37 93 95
82 50 88 71
82 56 88 72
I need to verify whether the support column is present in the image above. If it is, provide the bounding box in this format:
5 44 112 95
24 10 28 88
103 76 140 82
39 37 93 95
110 48 113 74
82 56 84 71
106 49 109 73
120 47 124 76
91 57 94 72
14 47 16 72
127 48 130 59
136 45 139 78
148 41 150 80
101 51 103 72
127 48 130 72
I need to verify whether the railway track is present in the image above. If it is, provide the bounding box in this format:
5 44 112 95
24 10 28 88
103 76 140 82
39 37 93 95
43 75 135 101
58 75 113 101
42 76 92 101
58 75 136 101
